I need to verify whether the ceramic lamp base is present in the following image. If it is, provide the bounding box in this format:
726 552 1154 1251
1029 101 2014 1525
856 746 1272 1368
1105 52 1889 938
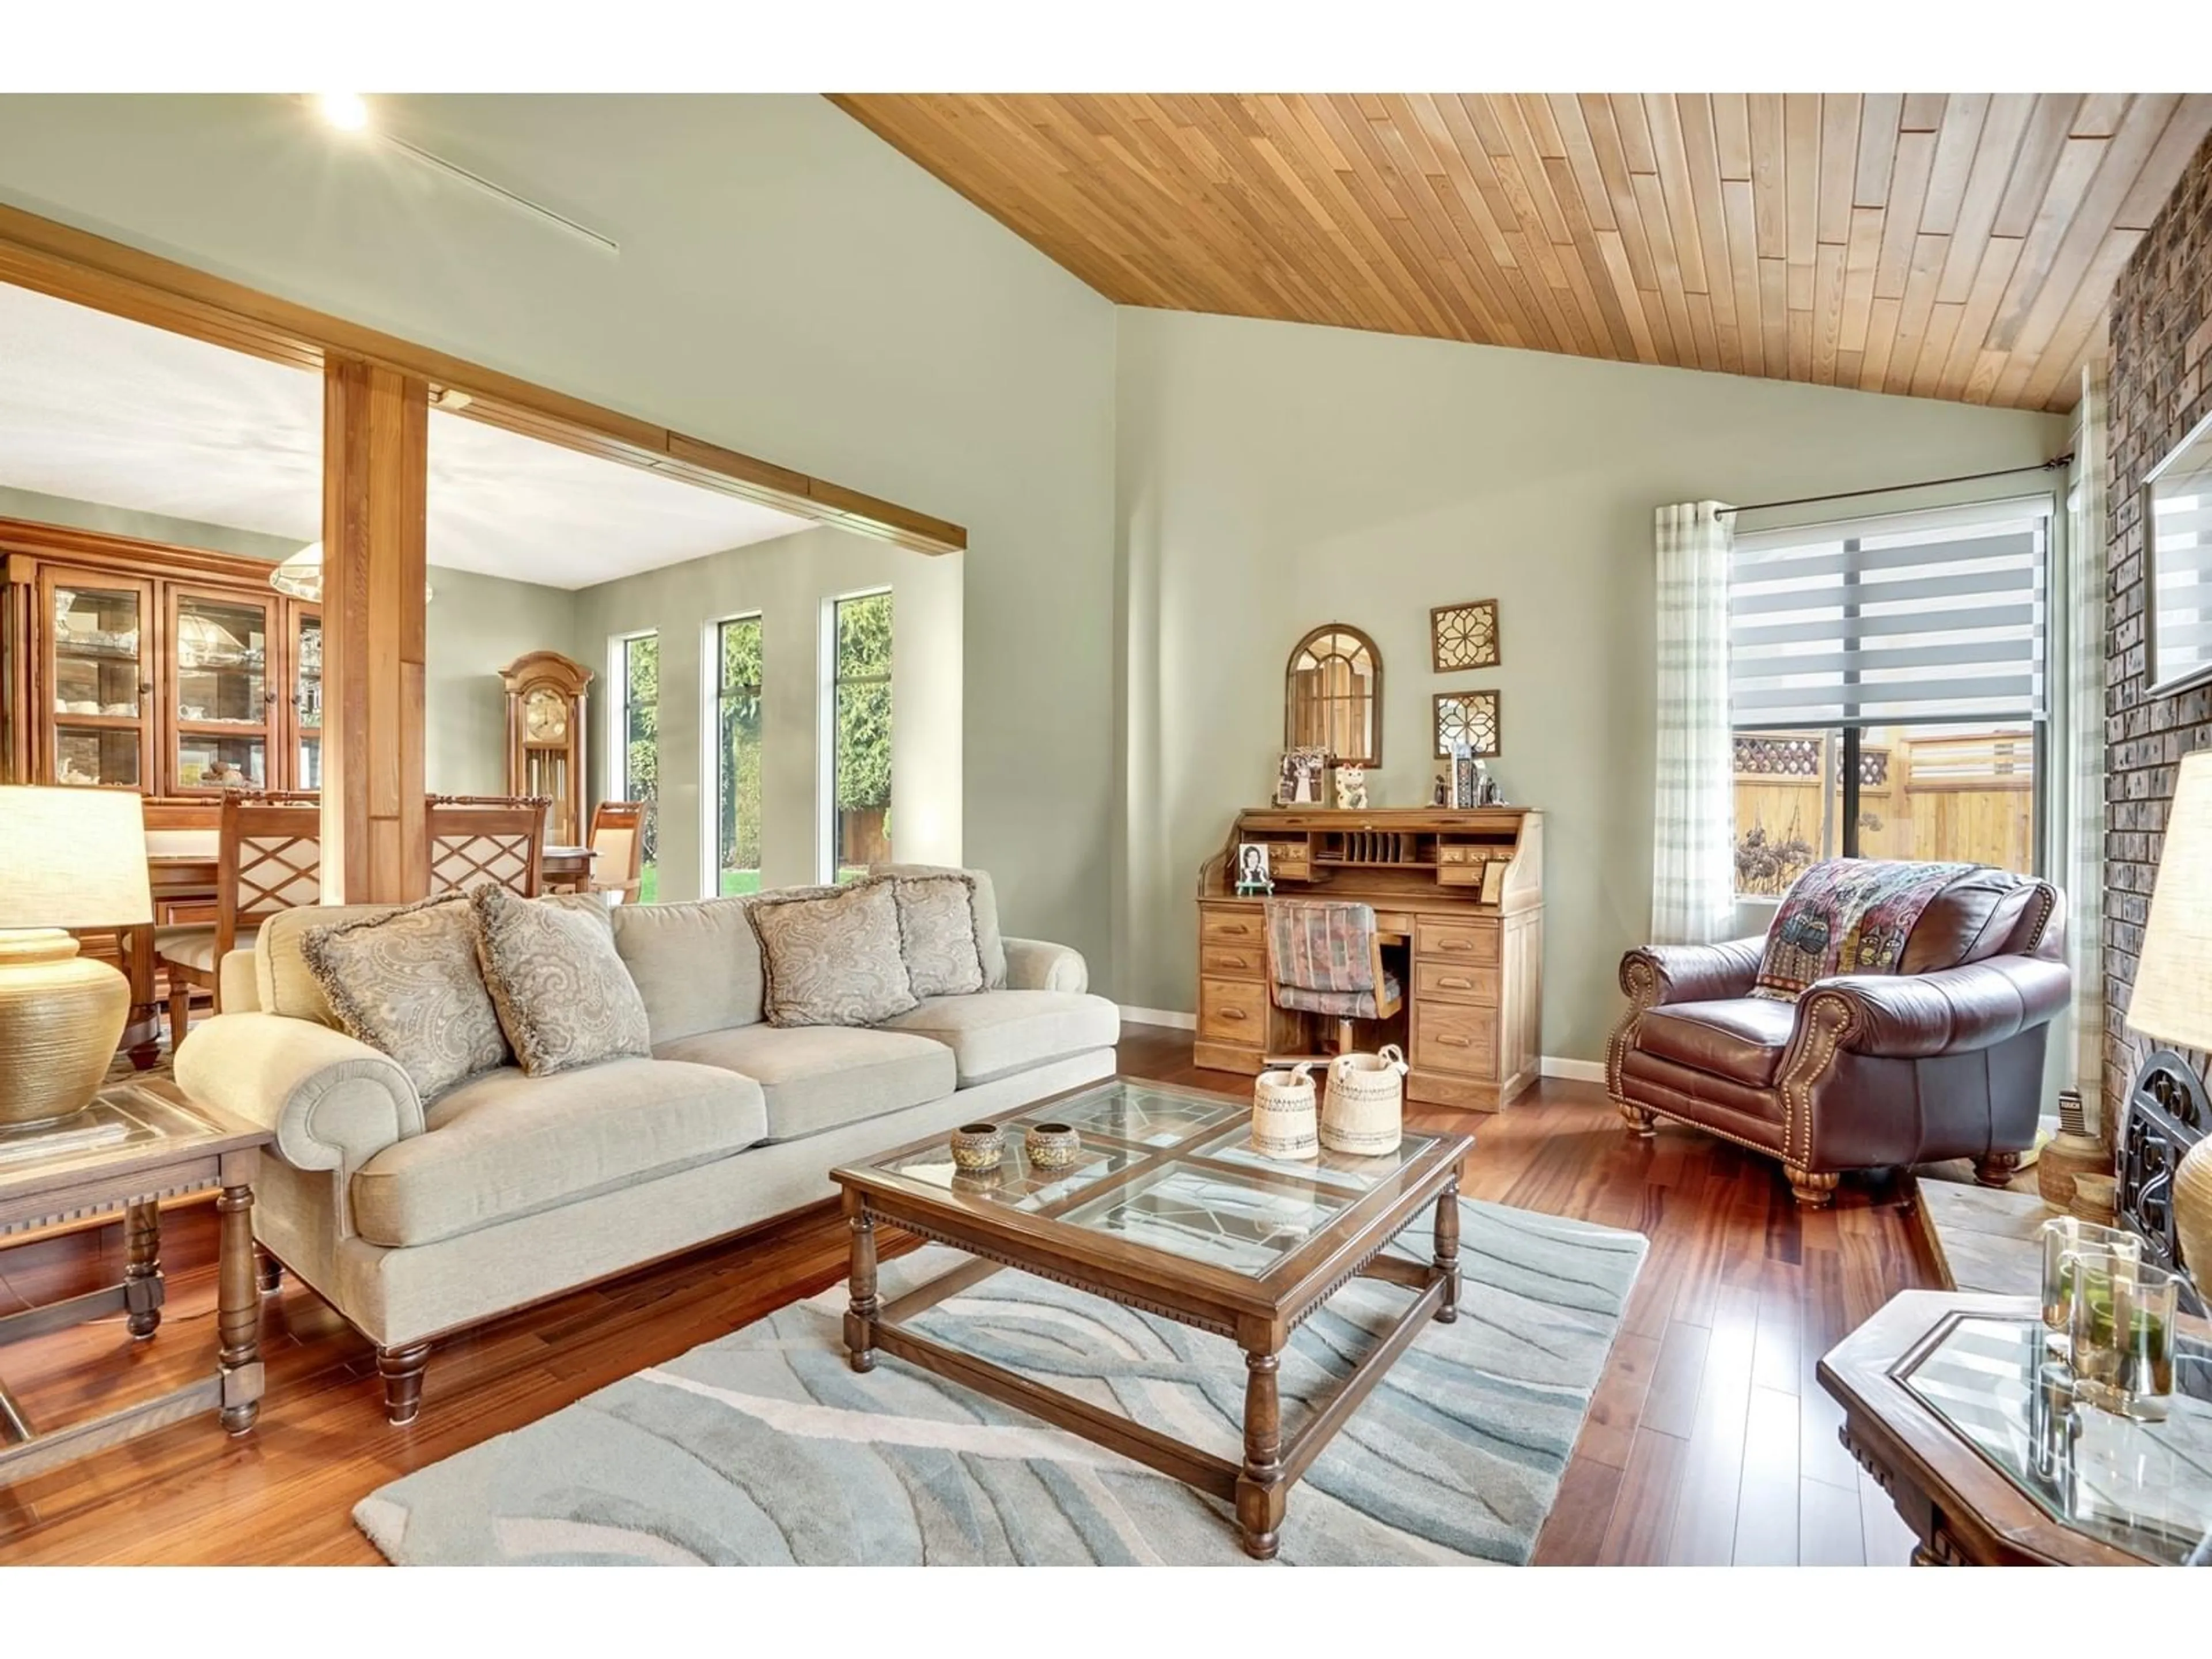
2176 1137 2212 1291
0 929 128 1129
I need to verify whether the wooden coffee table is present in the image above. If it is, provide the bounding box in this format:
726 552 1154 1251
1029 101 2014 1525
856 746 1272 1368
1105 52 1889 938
831 1076 1472 1559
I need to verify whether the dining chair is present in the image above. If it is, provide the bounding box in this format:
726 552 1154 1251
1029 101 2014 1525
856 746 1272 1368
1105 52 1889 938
587 800 647 905
426 794 548 898
156 792 321 1048
1260 897 1403 1066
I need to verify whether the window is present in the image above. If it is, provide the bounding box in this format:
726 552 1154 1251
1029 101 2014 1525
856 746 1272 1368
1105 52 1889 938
618 631 659 902
1729 499 2048 896
827 590 892 883
713 615 763 896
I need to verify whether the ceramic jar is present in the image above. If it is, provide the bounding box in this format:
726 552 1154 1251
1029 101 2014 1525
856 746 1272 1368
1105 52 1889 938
1024 1122 1081 1170
950 1123 1003 1172
2175 1137 2212 1291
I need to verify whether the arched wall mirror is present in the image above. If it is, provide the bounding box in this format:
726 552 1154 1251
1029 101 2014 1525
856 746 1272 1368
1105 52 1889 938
1283 623 1382 768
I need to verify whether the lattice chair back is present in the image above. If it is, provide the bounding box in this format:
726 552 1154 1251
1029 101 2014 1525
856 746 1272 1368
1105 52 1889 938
219 794 324 950
427 794 547 898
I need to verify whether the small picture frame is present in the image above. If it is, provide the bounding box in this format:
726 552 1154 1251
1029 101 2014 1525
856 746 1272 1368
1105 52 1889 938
1430 599 1501 672
1276 746 1328 806
1234 842 1275 896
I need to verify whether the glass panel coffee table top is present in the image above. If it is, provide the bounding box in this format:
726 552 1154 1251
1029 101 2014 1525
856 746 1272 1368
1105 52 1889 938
1013 1082 1246 1147
868 1078 1445 1281
1900 1315 2212 1566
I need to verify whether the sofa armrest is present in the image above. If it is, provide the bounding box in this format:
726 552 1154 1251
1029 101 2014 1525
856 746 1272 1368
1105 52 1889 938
174 1013 426 1177
1618 936 1766 1009
1003 937 1089 994
1798 957 2074 1059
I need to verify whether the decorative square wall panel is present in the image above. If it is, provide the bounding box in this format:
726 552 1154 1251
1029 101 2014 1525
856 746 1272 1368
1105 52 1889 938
1430 599 1500 672
1433 690 1501 758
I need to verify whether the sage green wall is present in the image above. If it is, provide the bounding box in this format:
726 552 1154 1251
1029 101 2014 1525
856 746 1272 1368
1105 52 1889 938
0 484 303 562
423 566 579 798
0 94 1118 978
1115 308 2069 1060
571 524 963 901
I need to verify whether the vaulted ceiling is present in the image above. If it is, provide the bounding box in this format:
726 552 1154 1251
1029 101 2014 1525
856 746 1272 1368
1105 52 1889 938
832 94 2212 413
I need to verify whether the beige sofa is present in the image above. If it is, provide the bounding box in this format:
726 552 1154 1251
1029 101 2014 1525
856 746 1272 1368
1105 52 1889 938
172 873 1118 1423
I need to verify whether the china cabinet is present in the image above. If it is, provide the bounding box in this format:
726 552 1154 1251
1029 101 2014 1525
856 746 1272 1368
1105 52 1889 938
499 650 593 845
1 518 323 814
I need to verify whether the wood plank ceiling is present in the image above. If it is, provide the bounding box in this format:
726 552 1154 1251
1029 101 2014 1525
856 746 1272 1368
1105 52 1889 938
831 94 2212 412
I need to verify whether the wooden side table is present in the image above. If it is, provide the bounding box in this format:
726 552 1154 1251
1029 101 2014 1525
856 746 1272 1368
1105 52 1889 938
1819 1289 2212 1565
0 1078 272 1483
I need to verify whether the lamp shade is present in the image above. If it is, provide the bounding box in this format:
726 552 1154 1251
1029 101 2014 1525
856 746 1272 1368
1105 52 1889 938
2129 748 2212 1051
0 786 154 930
270 540 323 601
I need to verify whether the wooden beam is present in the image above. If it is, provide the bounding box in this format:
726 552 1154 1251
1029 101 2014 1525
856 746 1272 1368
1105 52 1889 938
322 358 429 904
0 200 963 556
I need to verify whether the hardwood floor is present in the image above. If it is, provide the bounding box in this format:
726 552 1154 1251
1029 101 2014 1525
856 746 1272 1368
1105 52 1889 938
0 1024 1934 1565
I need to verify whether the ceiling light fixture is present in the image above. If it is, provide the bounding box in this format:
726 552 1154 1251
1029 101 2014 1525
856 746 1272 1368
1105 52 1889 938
315 92 370 132
293 94 619 257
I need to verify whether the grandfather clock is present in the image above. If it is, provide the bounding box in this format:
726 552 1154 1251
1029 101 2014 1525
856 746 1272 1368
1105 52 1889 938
499 650 592 845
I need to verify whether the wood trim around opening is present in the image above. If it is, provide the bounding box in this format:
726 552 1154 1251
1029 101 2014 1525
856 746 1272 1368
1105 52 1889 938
0 199 967 558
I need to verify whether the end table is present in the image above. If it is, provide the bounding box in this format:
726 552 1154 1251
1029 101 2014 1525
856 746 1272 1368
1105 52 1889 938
0 1078 273 1483
1819 1289 2212 1565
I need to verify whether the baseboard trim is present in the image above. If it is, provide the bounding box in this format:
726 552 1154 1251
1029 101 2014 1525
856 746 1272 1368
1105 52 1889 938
1119 1005 1198 1031
1540 1056 1606 1084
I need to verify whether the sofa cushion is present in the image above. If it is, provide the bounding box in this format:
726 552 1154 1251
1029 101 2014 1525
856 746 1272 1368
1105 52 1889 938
870 863 1007 989
878 991 1120 1086
610 895 766 1043
257 903 404 1026
1637 998 1796 1088
472 887 652 1076
350 1058 767 1248
654 1025 955 1142
749 880 918 1028
301 895 510 1104
880 871 988 998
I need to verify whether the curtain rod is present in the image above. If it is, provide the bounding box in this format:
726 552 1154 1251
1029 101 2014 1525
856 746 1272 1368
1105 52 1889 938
1721 453 2075 516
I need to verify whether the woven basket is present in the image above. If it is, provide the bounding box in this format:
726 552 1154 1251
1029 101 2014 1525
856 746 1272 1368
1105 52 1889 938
1321 1044 1407 1157
1252 1063 1319 1161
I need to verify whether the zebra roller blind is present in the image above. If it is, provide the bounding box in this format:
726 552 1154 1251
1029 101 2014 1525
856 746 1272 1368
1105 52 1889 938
1729 497 2050 728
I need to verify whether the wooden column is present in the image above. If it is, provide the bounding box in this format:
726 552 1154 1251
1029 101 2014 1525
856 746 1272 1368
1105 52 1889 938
321 357 429 902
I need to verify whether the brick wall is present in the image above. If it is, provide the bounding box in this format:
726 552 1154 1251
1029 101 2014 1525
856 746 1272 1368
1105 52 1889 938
2105 127 2212 1113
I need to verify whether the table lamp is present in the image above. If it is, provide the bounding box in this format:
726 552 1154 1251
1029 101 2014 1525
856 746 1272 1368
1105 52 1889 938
2126 748 2212 1284
0 786 154 1128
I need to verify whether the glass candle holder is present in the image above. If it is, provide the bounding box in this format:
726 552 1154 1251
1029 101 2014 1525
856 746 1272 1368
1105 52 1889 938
2039 1217 2139 1357
2067 1250 2181 1422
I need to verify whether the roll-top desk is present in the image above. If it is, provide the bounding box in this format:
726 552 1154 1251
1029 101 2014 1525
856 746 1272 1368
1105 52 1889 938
1195 807 1544 1109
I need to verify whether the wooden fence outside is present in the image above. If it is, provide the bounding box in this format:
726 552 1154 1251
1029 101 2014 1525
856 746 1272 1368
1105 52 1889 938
1733 730 2034 896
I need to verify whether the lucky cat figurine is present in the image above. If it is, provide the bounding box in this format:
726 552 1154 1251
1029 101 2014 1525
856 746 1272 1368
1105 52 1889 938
1334 763 1369 810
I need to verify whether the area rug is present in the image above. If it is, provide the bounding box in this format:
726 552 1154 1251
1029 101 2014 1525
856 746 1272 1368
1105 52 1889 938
354 1199 1646 1566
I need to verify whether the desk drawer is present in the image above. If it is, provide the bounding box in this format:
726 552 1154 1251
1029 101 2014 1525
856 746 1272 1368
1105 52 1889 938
1200 943 1266 979
1415 960 1497 1005
1200 908 1266 948
1415 1001 1497 1076
1199 976 1269 1045
1416 916 1499 966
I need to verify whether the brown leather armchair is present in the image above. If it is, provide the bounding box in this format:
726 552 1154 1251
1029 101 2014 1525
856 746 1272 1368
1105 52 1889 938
1605 868 2071 1207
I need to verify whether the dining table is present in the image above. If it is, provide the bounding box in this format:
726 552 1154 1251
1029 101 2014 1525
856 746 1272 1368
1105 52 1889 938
118 844 599 1069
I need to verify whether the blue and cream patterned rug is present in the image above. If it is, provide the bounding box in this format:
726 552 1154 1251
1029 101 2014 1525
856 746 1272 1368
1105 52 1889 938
354 1200 1646 1566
